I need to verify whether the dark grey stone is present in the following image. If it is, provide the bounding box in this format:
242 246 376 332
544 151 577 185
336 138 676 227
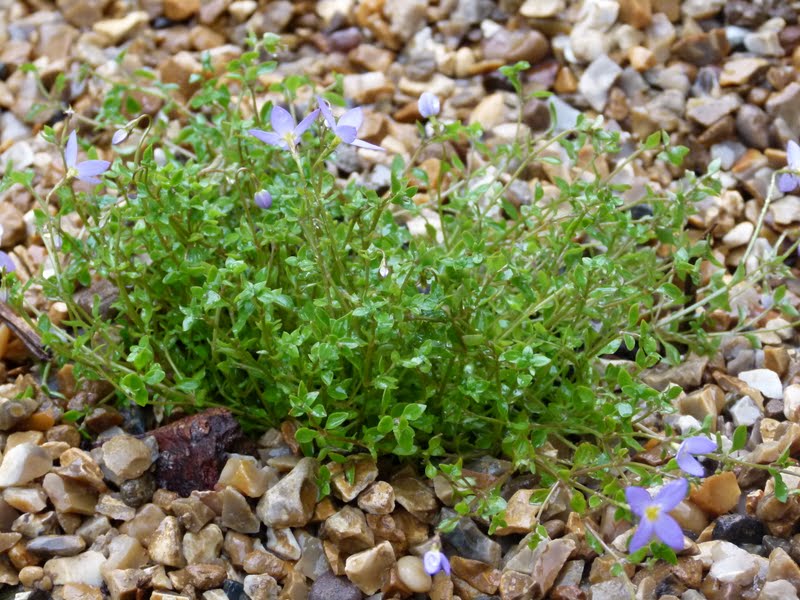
308 572 363 600
712 514 765 545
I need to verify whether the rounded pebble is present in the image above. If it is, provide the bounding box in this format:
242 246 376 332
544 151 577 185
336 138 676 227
396 555 432 593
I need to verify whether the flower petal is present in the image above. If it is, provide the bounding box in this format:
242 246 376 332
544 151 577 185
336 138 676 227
351 138 385 152
111 129 128 145
338 107 363 130
0 251 16 273
653 514 684 549
418 92 441 118
65 130 78 168
440 553 451 575
76 175 103 185
254 190 272 209
682 436 717 455
629 519 654 553
76 160 110 178
423 551 441 575
625 486 652 517
270 106 295 135
778 173 800 194
317 96 337 129
249 129 286 148
334 125 358 144
788 140 800 169
654 478 688 512
676 450 705 477
293 108 320 138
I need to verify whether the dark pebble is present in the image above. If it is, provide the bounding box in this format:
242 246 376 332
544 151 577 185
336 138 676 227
328 27 362 53
762 535 792 557
712 514 765 545
629 205 654 219
308 572 363 600
119 473 156 508
521 98 551 131
765 399 785 420
223 579 246 600
151 16 177 29
0 62 8 81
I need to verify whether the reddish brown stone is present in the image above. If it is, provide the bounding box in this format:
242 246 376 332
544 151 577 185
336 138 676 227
149 409 246 497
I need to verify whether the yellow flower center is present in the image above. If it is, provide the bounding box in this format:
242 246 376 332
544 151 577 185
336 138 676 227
645 505 660 521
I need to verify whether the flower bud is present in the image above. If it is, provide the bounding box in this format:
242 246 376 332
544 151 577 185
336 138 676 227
254 189 273 209
418 92 441 118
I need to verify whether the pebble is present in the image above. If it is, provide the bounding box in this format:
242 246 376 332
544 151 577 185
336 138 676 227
739 369 784 399
730 395 762 427
344 540 396 595
92 11 149 45
308 571 362 600
44 550 106 587
690 472 741 516
395 555 431 593
217 455 270 498
0 443 51 488
578 54 623 112
330 456 378 502
357 481 395 515
712 514 765 545
147 516 185 568
257 457 318 528
440 510 502 566
705 540 760 585
482 28 549 65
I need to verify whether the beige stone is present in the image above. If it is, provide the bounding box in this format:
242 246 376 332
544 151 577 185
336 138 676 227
690 472 740 516
344 540 396 595
42 473 97 515
164 0 200 20
217 455 270 498
0 442 51 487
147 516 185 568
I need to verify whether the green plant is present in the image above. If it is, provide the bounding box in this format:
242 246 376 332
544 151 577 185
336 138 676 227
5 36 798 513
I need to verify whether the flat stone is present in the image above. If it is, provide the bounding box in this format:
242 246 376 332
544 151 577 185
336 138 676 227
766 82 800 138
520 0 564 18
392 475 438 521
242 549 287 579
450 556 501 595
102 435 154 482
2 486 47 513
42 473 97 515
578 54 622 112
93 11 149 45
482 28 549 64
308 571 362 600
686 94 741 127
690 471 740 516
705 540 759 585
104 534 149 573
720 57 770 86
26 535 86 557
164 0 200 20
44 550 107 587
0 442 52 487
266 527 301 561
730 395 763 427
672 29 730 66
119 503 167 544
739 369 783 399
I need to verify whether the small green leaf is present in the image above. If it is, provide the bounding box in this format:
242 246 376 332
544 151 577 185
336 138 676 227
731 425 748 452
295 428 317 444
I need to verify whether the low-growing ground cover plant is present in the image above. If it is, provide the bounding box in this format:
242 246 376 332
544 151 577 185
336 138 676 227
5 34 800 566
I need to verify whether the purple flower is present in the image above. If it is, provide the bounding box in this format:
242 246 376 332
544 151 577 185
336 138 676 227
111 129 129 145
317 96 384 152
779 140 800 194
65 131 111 185
0 251 15 273
675 436 717 477
418 92 440 118
423 549 450 576
248 105 319 151
625 478 688 553
254 189 273 209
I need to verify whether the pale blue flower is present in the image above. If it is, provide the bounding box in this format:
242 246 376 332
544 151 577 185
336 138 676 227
625 478 687 553
418 92 440 118
0 251 15 273
779 140 800 193
111 129 128 145
423 549 450 575
675 436 717 477
317 96 383 151
249 105 319 150
254 189 272 209
65 131 110 185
